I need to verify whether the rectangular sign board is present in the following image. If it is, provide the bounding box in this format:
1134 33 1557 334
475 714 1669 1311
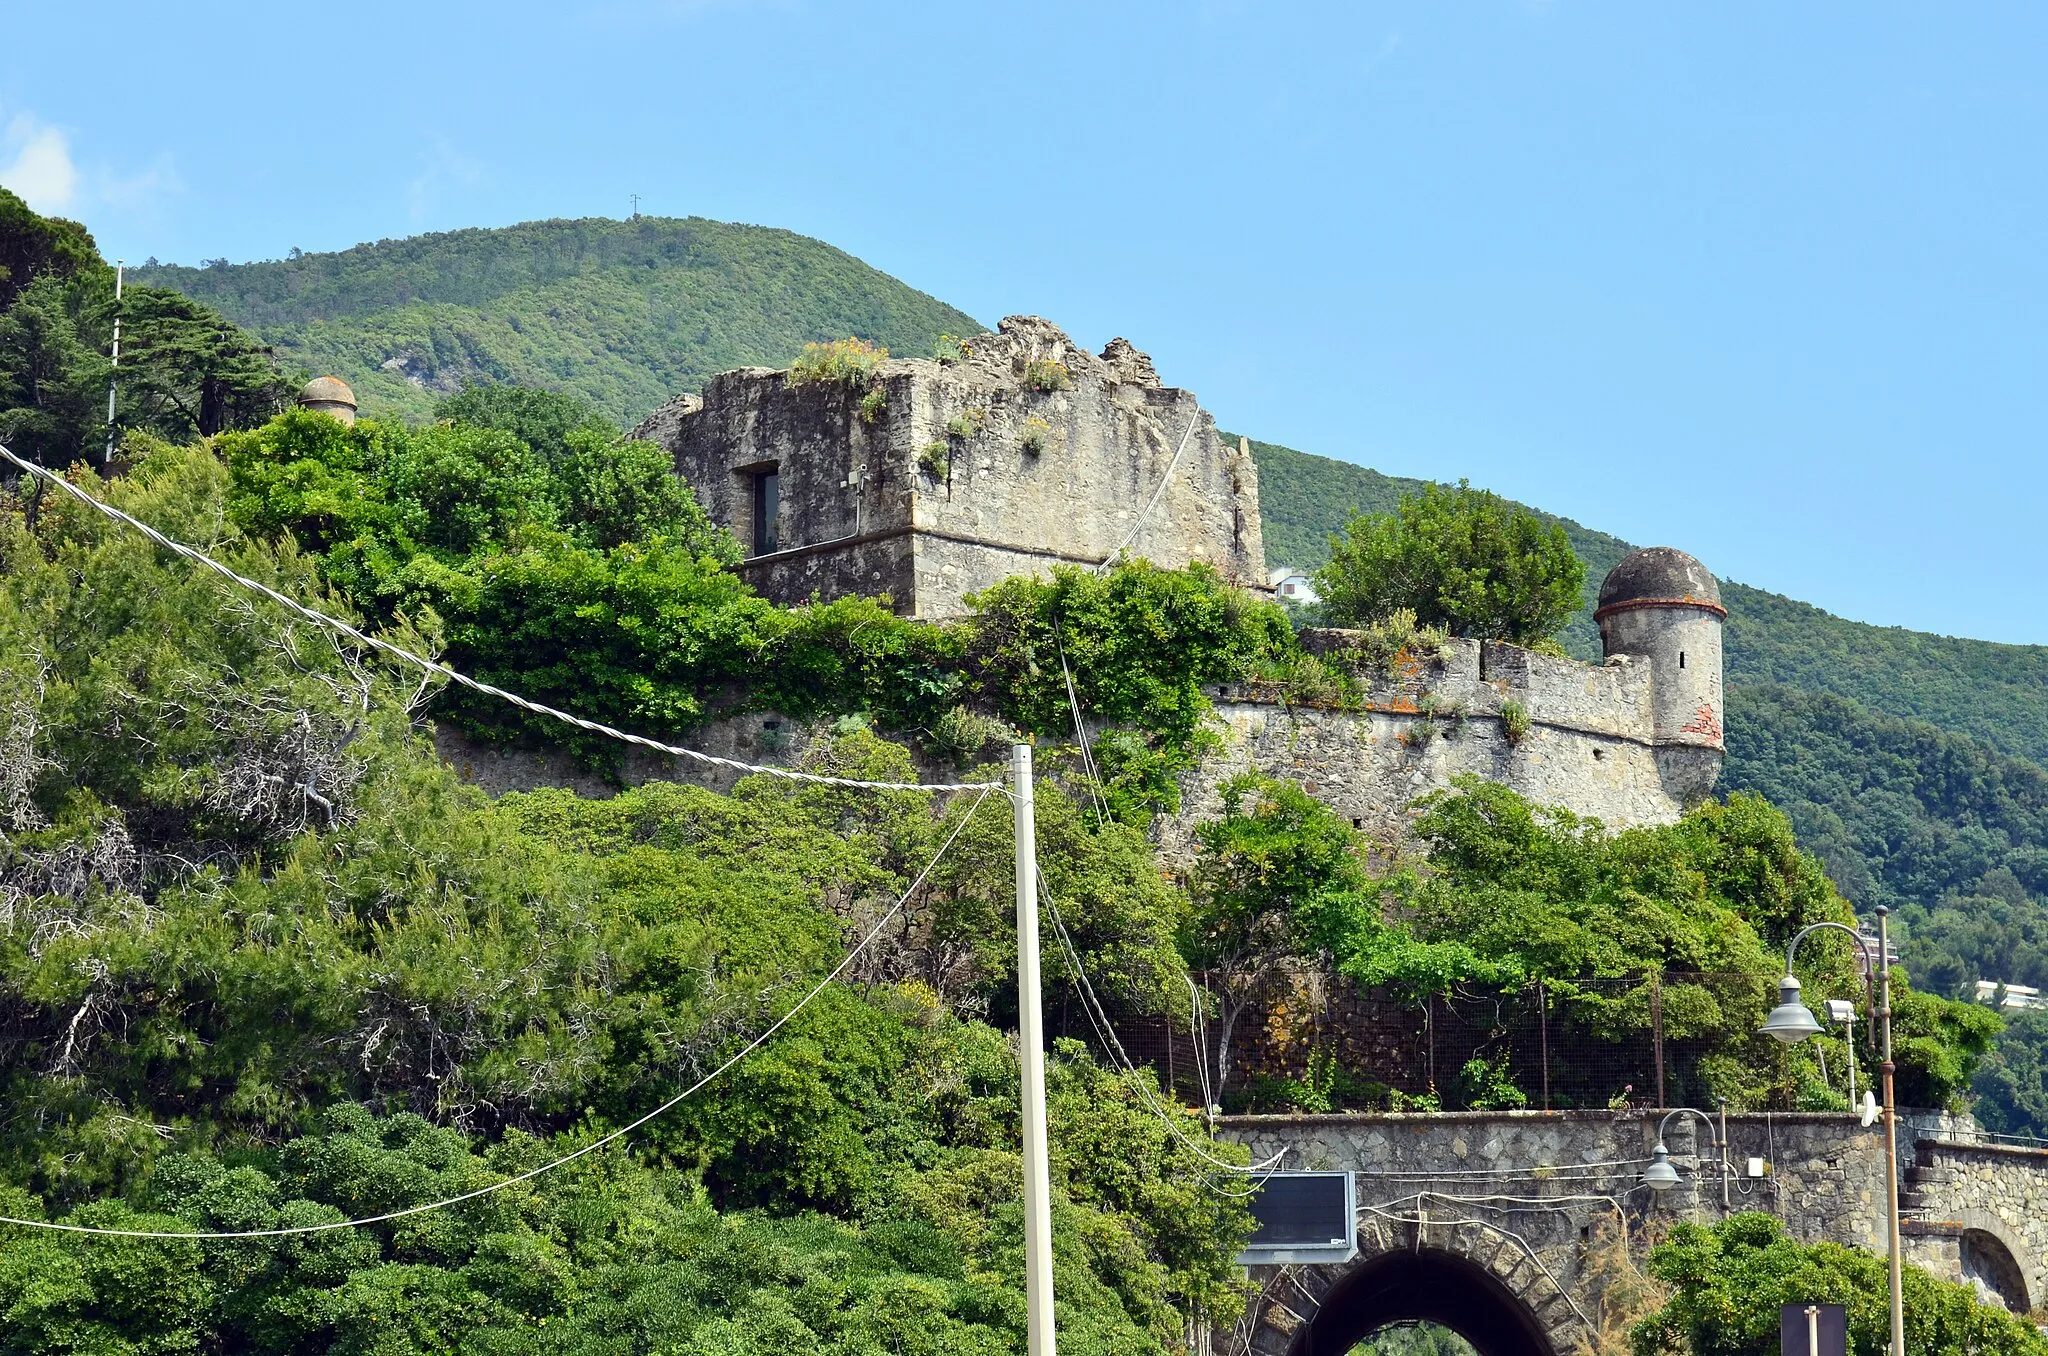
1780 1303 1847 1356
1236 1171 1358 1266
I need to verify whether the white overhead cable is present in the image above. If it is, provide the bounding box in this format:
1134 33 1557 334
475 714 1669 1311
1099 409 1203 568
0 442 1002 795
0 784 999 1240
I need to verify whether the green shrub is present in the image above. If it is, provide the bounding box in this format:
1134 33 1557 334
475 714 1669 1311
926 705 1013 768
1020 415 1053 456
1023 357 1071 392
931 333 972 364
1317 481 1585 644
1633 1213 2048 1356
945 408 986 441
788 336 888 386
967 561 1295 819
1318 608 1454 673
1500 698 1531 744
919 440 951 480
858 385 889 424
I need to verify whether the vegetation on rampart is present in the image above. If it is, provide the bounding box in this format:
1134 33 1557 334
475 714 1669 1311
1316 480 1585 646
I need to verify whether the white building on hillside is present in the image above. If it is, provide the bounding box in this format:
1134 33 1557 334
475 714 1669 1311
1270 565 1319 606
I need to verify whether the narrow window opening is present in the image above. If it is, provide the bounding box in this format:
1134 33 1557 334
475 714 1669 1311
753 469 780 555
1679 650 1687 669
1593 747 1604 761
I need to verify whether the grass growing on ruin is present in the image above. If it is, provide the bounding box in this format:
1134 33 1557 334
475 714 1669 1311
1024 357 1072 391
788 336 888 386
1501 698 1531 744
1021 415 1054 455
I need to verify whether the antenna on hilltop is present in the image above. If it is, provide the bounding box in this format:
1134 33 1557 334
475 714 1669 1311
630 194 640 220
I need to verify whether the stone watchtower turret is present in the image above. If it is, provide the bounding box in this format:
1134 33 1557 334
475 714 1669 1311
1595 546 1725 800
297 376 358 426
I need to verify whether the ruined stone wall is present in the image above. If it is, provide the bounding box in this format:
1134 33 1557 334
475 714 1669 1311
438 634 1717 860
1162 636 1715 859
633 317 1265 618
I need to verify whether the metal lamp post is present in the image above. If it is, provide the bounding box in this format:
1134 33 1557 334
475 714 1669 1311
1760 908 1904 1356
1642 1107 1723 1195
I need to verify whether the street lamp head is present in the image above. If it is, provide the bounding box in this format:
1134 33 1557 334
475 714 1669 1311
1644 1143 1682 1192
1761 974 1825 1043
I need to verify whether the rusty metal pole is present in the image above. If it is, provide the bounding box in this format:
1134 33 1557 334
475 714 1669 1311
1652 973 1667 1108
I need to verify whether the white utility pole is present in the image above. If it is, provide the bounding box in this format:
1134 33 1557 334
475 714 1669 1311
1011 743 1057 1356
104 260 123 467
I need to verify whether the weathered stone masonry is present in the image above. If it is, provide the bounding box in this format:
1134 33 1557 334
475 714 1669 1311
633 316 1265 619
1163 632 1716 856
1221 1112 2048 1354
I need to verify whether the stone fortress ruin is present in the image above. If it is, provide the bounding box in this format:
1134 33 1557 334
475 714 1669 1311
626 316 1726 839
632 315 1266 619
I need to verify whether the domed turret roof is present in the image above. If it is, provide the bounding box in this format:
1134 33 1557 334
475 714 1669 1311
299 376 356 407
1596 547 1723 616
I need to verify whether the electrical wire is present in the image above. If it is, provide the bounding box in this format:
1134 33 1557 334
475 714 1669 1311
1355 1200 1595 1332
0 785 998 1240
1099 409 1203 566
0 441 1000 795
1037 875 1284 1177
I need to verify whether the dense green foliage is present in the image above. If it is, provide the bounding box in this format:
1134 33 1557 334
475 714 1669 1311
966 564 1295 821
134 217 981 425
0 190 290 468
1724 685 2048 921
1255 434 2048 1127
0 443 1257 1351
1972 1011 2048 1140
216 398 1294 806
1316 481 1586 644
1187 775 1996 1113
1632 1213 2048 1356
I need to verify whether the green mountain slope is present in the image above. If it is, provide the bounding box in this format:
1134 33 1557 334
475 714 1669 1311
1247 436 2048 769
133 216 981 426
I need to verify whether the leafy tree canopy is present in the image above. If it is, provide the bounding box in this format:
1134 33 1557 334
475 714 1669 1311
1632 1213 2047 1356
0 442 1255 1351
1316 481 1585 644
0 192 290 467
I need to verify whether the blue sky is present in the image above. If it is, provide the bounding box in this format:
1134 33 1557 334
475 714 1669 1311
8 3 2046 642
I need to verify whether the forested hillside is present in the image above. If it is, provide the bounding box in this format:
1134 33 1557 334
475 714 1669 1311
134 217 981 426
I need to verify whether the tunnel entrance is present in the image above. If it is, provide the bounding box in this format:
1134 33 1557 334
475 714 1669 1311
1288 1249 1556 1356
1959 1228 2031 1315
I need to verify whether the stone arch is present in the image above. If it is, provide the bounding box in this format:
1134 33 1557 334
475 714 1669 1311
1243 1215 1586 1356
1954 1211 2032 1315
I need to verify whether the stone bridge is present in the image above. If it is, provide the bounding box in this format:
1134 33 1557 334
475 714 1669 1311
1218 1111 2048 1356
